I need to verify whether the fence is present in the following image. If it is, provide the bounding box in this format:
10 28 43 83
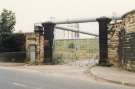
53 39 99 64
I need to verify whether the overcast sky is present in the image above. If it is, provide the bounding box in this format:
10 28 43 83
0 0 135 38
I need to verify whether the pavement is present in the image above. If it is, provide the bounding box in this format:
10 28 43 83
0 60 135 88
0 65 134 89
0 62 25 67
90 66 135 87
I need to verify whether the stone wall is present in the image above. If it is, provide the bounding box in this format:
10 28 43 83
108 22 125 66
122 11 135 71
122 10 135 33
123 33 135 71
25 31 44 64
108 10 135 71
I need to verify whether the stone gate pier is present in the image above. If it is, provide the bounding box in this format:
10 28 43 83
26 26 44 64
24 10 135 71
108 10 135 71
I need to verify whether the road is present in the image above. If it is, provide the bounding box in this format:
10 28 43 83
0 66 134 89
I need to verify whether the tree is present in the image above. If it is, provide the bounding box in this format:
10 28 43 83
0 9 16 33
0 9 16 52
68 42 75 49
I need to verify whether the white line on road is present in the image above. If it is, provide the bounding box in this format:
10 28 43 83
12 82 27 88
12 82 43 89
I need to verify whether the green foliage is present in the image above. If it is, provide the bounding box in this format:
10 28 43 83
0 9 16 33
0 9 16 52
0 33 25 52
68 42 75 49
54 39 99 62
0 9 16 37
53 54 65 64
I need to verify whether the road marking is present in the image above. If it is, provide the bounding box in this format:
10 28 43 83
12 82 27 87
12 82 42 89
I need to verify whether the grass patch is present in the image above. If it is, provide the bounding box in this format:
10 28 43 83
53 38 99 64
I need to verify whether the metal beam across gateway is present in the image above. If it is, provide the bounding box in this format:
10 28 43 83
55 26 99 37
55 18 97 24
35 17 121 25
53 17 121 24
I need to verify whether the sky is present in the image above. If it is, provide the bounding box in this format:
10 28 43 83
0 0 135 38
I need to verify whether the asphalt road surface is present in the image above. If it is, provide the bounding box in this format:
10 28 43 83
0 67 134 89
